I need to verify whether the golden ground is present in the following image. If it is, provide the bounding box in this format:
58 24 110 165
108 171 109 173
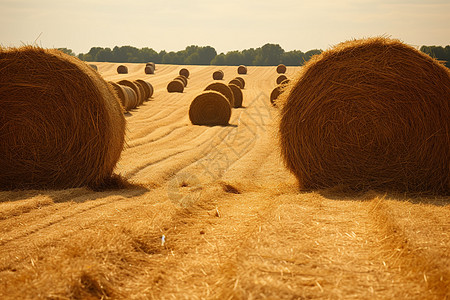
0 63 449 299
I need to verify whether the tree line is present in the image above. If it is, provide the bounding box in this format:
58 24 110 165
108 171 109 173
57 44 449 67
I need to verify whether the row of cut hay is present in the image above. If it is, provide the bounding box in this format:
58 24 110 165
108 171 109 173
112 79 154 111
0 46 127 190
278 37 450 195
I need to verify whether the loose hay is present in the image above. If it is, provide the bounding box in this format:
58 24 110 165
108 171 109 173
189 91 231 126
179 68 190 78
276 75 288 85
0 46 126 190
228 84 243 108
135 79 154 99
204 82 234 107
213 70 224 80
229 78 244 89
276 64 287 74
167 79 184 93
237 65 247 75
175 75 188 87
117 65 128 74
278 37 450 194
118 80 143 107
235 76 246 88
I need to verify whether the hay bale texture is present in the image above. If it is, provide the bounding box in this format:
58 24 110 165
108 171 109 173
276 64 286 74
276 75 288 85
0 46 126 190
228 84 243 108
118 80 143 107
270 85 285 107
278 37 450 194
135 79 154 99
175 75 188 87
144 65 154 74
179 68 190 78
117 65 128 74
189 91 231 126
213 70 224 80
237 65 247 75
204 82 234 107
109 82 131 111
229 78 244 89
167 79 184 93
235 77 245 88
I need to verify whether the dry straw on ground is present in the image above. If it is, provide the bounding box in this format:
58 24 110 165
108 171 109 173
117 65 128 74
118 80 143 107
237 65 247 74
213 70 224 80
229 78 243 89
175 75 188 87
189 91 231 126
179 68 190 78
278 37 450 194
228 84 243 108
135 79 154 99
167 79 184 93
0 46 126 190
204 82 235 107
276 64 286 74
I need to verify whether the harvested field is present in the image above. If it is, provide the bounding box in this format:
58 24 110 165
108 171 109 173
0 62 448 300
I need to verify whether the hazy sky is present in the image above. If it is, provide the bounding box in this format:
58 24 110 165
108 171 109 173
0 0 449 54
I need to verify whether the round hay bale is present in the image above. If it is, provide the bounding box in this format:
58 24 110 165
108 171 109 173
228 78 243 89
235 76 246 88
175 75 188 87
204 82 234 107
237 65 247 75
122 85 138 110
144 65 154 74
276 74 288 85
280 78 290 85
189 91 232 126
117 65 128 74
276 64 287 74
213 70 224 80
270 85 285 107
118 80 143 108
133 80 146 105
278 37 450 194
179 68 190 78
228 84 243 108
89 64 98 71
109 81 130 111
167 79 184 93
0 46 126 190
135 79 154 99
146 62 156 70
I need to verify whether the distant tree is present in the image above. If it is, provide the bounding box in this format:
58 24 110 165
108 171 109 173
95 48 112 62
254 43 284 65
281 50 305 66
210 53 226 65
420 45 450 67
57 48 75 56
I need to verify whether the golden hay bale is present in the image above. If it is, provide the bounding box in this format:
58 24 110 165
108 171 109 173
237 65 247 74
175 75 188 87
118 80 143 107
133 80 146 105
276 74 288 85
117 65 128 74
167 79 184 93
146 62 156 70
213 70 224 80
228 84 243 108
204 82 234 107
189 91 232 126
0 46 126 190
276 64 286 74
109 81 130 111
144 65 154 74
270 85 285 107
122 85 138 110
135 79 154 99
179 68 190 78
280 78 290 85
235 76 246 88
278 37 450 194
229 78 243 89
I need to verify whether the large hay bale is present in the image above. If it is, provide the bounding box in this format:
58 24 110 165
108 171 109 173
235 76 246 88
278 37 450 194
237 65 247 75
109 81 130 111
117 65 128 74
0 46 126 190
144 65 154 74
228 84 243 108
179 68 190 78
175 75 188 87
167 79 184 93
276 74 288 85
135 79 154 99
213 70 224 80
118 80 142 108
276 64 286 74
229 78 243 89
204 82 234 107
189 91 232 126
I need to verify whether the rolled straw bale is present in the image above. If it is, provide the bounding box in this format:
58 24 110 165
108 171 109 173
122 85 138 109
276 74 288 85
280 78 290 85
175 75 188 87
144 65 154 74
133 80 146 105
0 46 126 190
278 37 450 194
228 84 243 108
167 79 184 93
117 65 128 74
179 68 190 78
118 80 143 108
135 79 154 99
213 70 224 80
89 64 98 71
270 85 285 107
204 82 234 107
237 65 247 74
189 91 232 126
276 64 287 74
146 62 156 70
235 76 246 88
229 78 243 89
109 81 130 111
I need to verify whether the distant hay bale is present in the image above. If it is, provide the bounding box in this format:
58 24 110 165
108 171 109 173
179 68 190 78
280 78 290 85
146 62 156 70
237 65 247 74
235 76 246 88
270 85 285 107
144 65 154 74
0 46 126 190
204 82 234 107
175 75 188 87
213 70 224 80
189 91 232 126
278 37 450 194
228 84 243 108
118 80 143 107
89 64 98 71
276 75 288 85
229 78 243 89
276 64 286 74
167 79 184 93
117 65 128 74
109 81 130 111
135 79 154 99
